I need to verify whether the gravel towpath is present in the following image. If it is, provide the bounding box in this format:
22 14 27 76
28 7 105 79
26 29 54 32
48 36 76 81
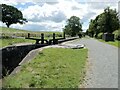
71 38 118 88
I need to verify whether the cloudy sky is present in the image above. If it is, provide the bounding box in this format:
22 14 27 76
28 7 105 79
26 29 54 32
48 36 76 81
0 0 119 32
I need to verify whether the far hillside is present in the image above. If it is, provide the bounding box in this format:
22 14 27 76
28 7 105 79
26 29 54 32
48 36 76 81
0 27 62 34
0 27 31 33
0 27 63 38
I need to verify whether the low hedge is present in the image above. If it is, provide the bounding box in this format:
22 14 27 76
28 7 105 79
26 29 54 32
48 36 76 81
97 33 103 39
113 29 120 40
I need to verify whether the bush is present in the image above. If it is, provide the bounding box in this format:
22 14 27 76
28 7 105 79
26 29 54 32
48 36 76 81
55 34 62 37
58 34 62 37
97 33 103 39
113 29 120 40
0 33 17 39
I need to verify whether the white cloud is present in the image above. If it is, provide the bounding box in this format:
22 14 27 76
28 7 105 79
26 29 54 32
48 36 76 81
0 0 30 5
74 0 119 3
0 21 6 27
0 0 119 32
88 0 119 2
0 0 59 5
22 4 66 23
3 20 65 32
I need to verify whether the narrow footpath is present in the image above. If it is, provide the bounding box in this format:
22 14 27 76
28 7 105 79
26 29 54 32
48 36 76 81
72 38 118 88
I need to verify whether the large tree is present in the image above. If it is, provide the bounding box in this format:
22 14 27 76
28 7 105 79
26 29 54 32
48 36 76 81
87 19 95 37
96 7 119 33
0 4 27 28
86 7 120 37
63 16 82 37
102 7 119 33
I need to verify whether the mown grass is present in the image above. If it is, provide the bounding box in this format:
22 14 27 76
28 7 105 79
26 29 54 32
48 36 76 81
0 37 65 48
3 48 88 88
97 39 120 48
0 38 35 48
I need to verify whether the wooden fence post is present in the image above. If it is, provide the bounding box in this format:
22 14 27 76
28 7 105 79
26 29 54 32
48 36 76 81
41 33 44 44
63 32 65 39
53 33 55 44
28 33 30 38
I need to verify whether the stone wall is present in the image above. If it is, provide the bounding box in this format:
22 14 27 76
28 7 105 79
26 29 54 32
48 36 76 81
1 44 48 78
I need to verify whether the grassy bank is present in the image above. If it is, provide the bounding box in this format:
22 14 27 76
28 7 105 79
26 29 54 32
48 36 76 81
0 38 35 48
0 27 62 34
98 39 120 48
0 36 64 48
0 37 62 48
3 48 88 88
0 27 63 48
0 27 62 37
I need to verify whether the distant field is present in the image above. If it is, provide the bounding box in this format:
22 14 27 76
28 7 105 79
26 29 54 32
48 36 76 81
0 27 30 33
0 27 62 36
0 38 35 48
0 37 62 48
0 27 63 48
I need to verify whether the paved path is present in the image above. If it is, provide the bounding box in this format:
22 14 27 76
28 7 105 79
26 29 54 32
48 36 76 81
72 38 118 88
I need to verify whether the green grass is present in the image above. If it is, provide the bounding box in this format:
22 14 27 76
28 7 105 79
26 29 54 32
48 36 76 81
0 37 64 48
0 26 63 39
0 27 63 48
0 26 29 33
3 48 88 88
0 26 62 35
0 38 35 48
97 39 120 48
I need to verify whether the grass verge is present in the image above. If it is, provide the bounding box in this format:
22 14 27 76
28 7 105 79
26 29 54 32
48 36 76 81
0 38 35 48
3 48 88 88
0 37 66 48
97 39 120 48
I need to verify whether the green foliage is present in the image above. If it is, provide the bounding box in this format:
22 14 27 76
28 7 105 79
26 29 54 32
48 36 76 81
0 38 35 48
86 7 120 37
113 29 120 40
63 16 82 37
87 19 96 37
3 48 88 88
0 4 27 28
97 33 103 39
101 7 119 33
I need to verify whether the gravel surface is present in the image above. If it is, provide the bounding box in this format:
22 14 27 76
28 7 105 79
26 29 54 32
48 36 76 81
70 38 118 88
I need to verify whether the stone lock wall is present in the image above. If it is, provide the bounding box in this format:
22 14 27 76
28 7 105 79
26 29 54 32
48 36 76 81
1 44 48 78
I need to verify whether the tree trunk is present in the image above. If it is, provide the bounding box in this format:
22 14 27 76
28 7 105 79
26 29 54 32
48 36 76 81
6 23 10 28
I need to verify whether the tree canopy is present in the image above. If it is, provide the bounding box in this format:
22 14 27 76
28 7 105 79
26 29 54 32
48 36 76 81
87 7 120 38
0 4 27 28
63 16 82 37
